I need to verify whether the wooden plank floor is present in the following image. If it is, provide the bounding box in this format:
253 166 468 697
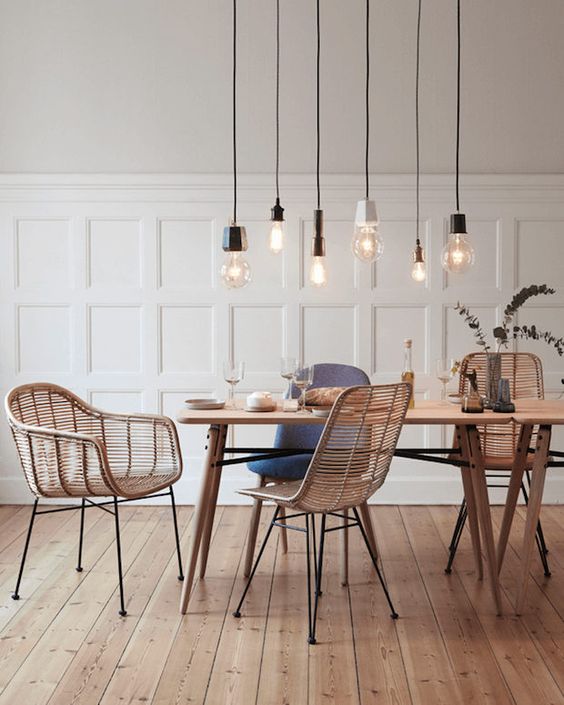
1 503 564 705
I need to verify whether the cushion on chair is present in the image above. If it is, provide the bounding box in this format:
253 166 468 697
247 453 313 479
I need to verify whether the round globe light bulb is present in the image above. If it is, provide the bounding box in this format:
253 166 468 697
352 223 384 263
309 255 327 287
220 252 251 289
269 221 284 254
441 232 475 273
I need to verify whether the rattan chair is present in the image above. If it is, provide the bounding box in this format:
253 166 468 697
233 383 410 645
5 383 184 615
445 352 550 574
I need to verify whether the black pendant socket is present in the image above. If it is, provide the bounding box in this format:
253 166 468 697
271 197 285 222
311 209 325 257
222 225 248 252
449 212 467 234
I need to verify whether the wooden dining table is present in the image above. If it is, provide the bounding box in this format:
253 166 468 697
176 399 526 616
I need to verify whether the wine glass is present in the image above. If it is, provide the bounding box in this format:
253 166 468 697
436 358 456 402
223 361 245 408
293 363 314 413
280 357 298 399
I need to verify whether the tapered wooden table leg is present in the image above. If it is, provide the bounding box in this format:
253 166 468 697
198 425 227 579
497 424 533 574
516 424 552 615
180 424 225 614
465 425 503 615
456 424 483 580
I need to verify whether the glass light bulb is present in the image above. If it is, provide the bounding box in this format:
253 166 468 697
411 259 426 282
352 223 384 263
220 252 251 289
309 255 327 287
269 221 284 254
441 233 475 273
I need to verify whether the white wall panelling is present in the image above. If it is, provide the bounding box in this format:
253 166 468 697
1 174 564 504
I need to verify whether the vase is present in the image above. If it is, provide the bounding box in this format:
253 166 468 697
485 352 502 408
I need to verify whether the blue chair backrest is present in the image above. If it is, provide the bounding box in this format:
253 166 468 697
276 363 370 450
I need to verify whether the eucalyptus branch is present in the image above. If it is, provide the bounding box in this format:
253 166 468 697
455 302 491 352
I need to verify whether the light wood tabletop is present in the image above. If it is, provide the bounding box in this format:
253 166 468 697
176 399 516 426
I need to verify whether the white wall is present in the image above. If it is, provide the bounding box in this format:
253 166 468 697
0 0 564 174
0 173 563 504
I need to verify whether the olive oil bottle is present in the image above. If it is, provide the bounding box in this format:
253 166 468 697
401 338 415 409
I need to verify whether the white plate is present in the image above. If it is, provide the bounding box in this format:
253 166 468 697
311 407 331 418
185 398 225 410
244 405 277 413
447 395 463 405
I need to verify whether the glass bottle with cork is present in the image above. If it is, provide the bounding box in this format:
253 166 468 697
401 338 415 409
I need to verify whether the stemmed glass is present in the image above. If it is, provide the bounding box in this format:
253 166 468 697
293 363 314 413
280 357 298 399
436 358 456 402
223 361 245 408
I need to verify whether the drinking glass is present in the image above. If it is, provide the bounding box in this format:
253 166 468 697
280 356 298 399
223 361 245 408
436 358 456 401
293 363 314 413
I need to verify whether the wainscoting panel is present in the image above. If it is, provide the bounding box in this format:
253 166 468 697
1 174 563 504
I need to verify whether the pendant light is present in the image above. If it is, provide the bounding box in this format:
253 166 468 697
268 0 285 254
221 0 251 289
351 0 383 264
309 0 327 287
411 0 426 283
441 0 474 274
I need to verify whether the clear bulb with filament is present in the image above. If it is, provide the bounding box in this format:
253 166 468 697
269 221 284 254
309 256 327 287
220 252 251 289
352 223 384 263
441 233 474 273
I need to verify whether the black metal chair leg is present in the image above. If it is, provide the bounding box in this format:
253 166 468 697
76 498 86 572
310 513 326 644
448 498 467 551
169 486 184 581
445 502 467 574
233 506 281 618
311 513 320 594
113 496 127 616
353 507 398 619
305 514 316 644
12 499 39 600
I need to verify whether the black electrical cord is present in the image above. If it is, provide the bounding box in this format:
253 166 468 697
415 0 422 247
455 0 461 212
316 0 320 210
365 0 370 200
232 0 238 224
275 0 280 201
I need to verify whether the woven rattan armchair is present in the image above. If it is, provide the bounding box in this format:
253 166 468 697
233 383 410 645
445 352 550 574
5 383 184 615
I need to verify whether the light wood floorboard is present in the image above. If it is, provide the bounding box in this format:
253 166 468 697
0 504 563 705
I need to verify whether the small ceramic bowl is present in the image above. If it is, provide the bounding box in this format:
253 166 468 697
246 391 274 410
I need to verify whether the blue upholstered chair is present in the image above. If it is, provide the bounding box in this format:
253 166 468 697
244 363 378 581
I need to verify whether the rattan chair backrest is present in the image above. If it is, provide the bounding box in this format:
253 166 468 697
458 352 544 458
292 383 410 513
